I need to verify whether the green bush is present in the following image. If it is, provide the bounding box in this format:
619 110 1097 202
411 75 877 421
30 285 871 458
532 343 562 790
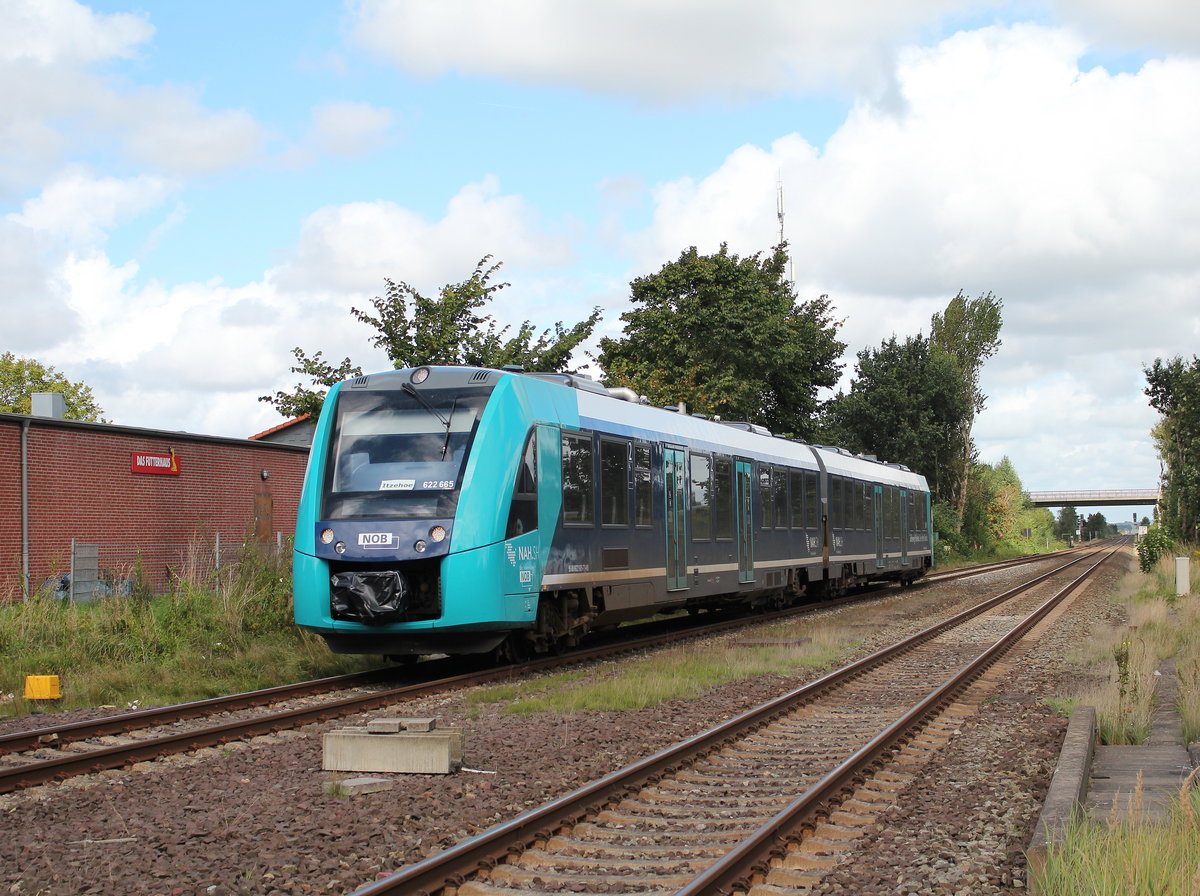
1137 525 1173 573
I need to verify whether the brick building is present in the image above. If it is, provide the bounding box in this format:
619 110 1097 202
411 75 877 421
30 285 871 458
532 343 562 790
0 403 310 600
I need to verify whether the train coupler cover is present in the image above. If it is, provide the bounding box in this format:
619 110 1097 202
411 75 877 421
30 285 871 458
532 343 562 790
330 571 409 624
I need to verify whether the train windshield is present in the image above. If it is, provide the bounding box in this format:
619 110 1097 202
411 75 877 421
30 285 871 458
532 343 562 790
321 385 492 520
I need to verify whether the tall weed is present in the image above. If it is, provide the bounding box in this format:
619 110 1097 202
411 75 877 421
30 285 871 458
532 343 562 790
1034 772 1200 895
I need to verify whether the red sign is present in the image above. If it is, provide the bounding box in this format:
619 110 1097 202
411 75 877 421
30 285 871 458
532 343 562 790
131 451 181 475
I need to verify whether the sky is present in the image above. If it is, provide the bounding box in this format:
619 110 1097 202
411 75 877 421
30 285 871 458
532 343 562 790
5 0 1199 524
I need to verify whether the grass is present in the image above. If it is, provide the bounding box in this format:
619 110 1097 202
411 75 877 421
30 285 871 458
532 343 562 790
467 621 849 714
0 541 375 715
1055 551 1194 745
1033 772 1200 895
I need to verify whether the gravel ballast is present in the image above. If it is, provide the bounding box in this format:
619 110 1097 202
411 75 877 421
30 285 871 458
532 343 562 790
0 555 1130 895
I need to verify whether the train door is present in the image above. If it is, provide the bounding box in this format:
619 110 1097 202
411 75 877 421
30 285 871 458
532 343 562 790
735 460 755 583
900 488 909 567
664 447 688 590
873 485 885 568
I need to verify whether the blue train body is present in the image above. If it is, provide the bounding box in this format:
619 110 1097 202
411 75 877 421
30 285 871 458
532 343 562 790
293 366 934 659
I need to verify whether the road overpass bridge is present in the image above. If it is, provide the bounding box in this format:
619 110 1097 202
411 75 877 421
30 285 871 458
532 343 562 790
1025 489 1160 508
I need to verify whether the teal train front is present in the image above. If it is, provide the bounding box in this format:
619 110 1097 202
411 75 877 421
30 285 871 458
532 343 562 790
293 366 934 660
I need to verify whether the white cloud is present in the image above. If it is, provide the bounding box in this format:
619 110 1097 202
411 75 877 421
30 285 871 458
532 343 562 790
310 101 395 157
629 23 1199 493
0 0 152 66
12 166 174 245
270 176 574 294
0 3 264 189
350 0 963 100
30 248 386 435
1049 0 1200 56
0 219 79 351
636 25 1200 305
121 88 266 175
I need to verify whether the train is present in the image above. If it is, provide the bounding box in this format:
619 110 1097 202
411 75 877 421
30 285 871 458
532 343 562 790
292 365 934 660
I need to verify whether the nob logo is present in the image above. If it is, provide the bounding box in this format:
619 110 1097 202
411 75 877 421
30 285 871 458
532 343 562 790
357 532 395 548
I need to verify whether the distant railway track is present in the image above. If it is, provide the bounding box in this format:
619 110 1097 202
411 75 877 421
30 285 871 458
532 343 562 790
0 546 1084 794
347 544 1116 896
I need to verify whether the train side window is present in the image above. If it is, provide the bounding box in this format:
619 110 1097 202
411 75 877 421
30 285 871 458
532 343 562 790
634 444 653 527
561 432 594 525
690 454 712 540
505 429 538 537
805 472 819 529
789 471 804 528
759 465 773 529
772 468 788 529
713 458 733 539
600 438 630 526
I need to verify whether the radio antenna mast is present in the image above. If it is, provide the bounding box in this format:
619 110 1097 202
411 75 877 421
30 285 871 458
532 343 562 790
776 178 794 287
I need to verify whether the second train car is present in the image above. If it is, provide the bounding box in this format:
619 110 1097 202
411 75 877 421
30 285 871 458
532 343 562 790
293 365 933 660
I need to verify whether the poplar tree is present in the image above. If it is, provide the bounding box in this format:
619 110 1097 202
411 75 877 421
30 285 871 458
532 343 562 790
930 291 1004 526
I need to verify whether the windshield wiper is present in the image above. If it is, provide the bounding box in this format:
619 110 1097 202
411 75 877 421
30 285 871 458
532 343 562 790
402 382 450 428
440 396 460 460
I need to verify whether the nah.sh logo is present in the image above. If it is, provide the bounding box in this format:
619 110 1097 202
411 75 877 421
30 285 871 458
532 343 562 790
357 532 395 548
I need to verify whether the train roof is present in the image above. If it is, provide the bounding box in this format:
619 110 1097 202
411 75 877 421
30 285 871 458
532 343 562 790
335 366 930 493
556 374 929 492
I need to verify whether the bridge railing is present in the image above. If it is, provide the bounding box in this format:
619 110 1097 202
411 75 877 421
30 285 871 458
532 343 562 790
1025 489 1160 506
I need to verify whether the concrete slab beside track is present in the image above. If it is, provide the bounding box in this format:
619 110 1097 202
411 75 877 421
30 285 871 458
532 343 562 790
1027 659 1197 890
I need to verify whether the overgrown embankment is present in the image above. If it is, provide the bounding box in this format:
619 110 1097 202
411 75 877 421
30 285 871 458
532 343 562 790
0 544 373 715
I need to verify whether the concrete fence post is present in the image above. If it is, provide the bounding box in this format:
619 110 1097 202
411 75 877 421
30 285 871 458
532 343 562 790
1177 556 1191 597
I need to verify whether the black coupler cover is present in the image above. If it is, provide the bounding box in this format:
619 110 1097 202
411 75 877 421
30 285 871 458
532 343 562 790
330 571 409 624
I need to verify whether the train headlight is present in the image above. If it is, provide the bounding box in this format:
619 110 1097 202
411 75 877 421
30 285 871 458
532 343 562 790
334 541 346 554
410 366 430 384
414 540 428 553
429 525 446 543
320 528 334 544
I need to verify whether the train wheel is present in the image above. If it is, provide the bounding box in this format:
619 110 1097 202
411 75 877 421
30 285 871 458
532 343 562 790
493 633 530 665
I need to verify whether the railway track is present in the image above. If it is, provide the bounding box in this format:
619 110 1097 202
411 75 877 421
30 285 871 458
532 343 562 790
347 545 1116 896
0 546 1079 794
0 598 863 792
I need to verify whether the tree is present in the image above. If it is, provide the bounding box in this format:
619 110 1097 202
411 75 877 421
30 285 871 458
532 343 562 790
259 350 363 420
1054 505 1079 540
930 290 1004 526
596 243 845 440
261 256 602 418
821 333 970 505
1144 355 1200 542
0 353 105 422
1084 511 1112 540
984 456 1024 541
